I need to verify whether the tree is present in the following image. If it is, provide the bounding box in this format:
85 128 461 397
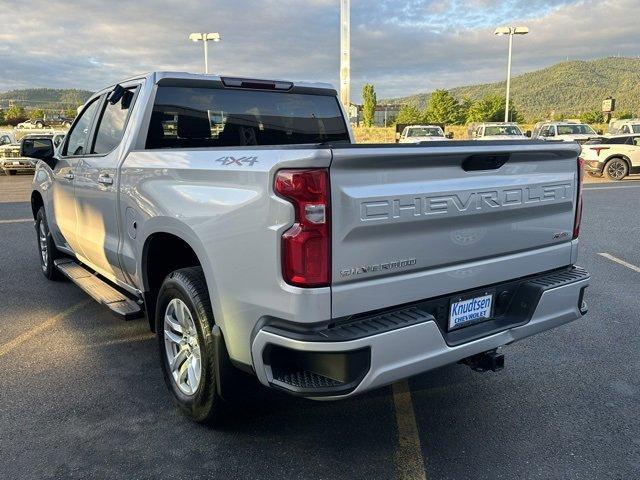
394 105 425 125
616 111 634 120
362 84 377 127
579 110 604 124
64 108 78 117
0 109 5 125
4 105 27 125
424 89 461 125
466 95 520 123
31 108 45 119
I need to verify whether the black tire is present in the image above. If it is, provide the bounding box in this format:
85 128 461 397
586 171 603 178
8 170 17 176
35 121 44 129
156 267 222 424
603 158 628 181
35 207 62 280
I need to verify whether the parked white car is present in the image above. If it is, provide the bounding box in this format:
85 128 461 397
398 125 449 143
608 119 640 135
469 122 528 141
532 122 597 143
581 134 640 180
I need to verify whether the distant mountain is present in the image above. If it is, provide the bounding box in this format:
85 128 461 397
0 88 93 110
385 57 640 121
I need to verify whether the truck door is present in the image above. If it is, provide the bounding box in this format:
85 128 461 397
74 85 139 284
50 97 101 254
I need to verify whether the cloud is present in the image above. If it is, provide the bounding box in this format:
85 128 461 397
0 0 638 101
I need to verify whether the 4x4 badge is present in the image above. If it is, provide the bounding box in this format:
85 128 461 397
215 156 258 166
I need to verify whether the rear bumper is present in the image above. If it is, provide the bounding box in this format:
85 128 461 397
251 267 590 399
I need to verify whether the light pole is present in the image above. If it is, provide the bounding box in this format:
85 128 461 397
494 26 528 122
340 0 350 108
189 32 221 74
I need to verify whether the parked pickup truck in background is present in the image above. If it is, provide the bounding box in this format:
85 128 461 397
398 124 450 143
28 72 590 424
468 122 529 140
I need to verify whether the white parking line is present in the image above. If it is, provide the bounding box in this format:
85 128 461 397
0 218 32 224
598 253 640 273
584 185 640 191
392 380 427 480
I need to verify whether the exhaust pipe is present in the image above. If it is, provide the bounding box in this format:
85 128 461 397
460 349 505 373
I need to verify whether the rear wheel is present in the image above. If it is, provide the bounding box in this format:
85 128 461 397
35 121 44 129
156 267 223 424
35 207 62 280
604 158 628 181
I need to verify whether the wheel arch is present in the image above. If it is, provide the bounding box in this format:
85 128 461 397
30 190 44 219
604 154 631 168
139 226 220 334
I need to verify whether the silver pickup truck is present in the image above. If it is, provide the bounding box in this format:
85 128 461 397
28 72 589 424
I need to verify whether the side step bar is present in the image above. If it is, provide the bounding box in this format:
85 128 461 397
54 259 143 320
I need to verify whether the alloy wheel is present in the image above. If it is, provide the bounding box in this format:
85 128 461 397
163 298 202 396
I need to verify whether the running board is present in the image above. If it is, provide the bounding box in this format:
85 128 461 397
54 259 143 320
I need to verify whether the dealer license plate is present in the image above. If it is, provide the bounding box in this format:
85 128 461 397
449 293 493 330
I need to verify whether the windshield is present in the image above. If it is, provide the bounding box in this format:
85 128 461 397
407 127 443 137
146 86 350 149
484 125 523 136
557 124 596 135
631 125 640 133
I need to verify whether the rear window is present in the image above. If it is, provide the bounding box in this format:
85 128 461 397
146 86 350 149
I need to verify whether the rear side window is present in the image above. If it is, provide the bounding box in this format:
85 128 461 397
146 86 350 149
92 87 137 154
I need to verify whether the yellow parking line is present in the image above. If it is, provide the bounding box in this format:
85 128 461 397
598 252 640 273
0 218 32 224
392 380 427 480
0 301 90 358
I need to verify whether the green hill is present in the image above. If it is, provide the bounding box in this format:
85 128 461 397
385 57 640 121
0 88 93 111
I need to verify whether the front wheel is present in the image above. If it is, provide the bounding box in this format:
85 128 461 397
604 158 628 181
35 207 62 280
156 267 222 424
35 121 44 129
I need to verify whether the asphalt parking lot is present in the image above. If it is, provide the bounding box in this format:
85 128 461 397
1 175 639 480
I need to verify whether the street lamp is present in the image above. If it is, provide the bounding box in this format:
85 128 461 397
189 32 221 74
494 26 528 122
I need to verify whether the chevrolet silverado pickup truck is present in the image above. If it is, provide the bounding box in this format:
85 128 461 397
28 72 590 424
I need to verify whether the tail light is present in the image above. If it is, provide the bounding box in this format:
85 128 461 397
573 157 584 239
275 169 330 287
589 146 609 156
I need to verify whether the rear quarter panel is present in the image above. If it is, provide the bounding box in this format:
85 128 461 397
118 147 332 365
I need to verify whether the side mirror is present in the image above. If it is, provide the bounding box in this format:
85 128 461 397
20 137 56 168
446 132 454 139
597 129 603 135
525 130 532 138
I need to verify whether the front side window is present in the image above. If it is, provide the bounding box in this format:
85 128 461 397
146 86 350 149
64 98 100 156
92 88 137 154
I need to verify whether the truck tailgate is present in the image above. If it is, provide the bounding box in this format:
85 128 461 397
329 142 580 317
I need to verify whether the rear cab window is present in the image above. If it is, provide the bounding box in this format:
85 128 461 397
92 87 138 154
145 86 350 149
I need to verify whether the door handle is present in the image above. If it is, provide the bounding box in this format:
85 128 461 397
97 174 113 186
64 172 74 180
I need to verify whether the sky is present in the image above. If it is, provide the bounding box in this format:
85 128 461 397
0 0 638 100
